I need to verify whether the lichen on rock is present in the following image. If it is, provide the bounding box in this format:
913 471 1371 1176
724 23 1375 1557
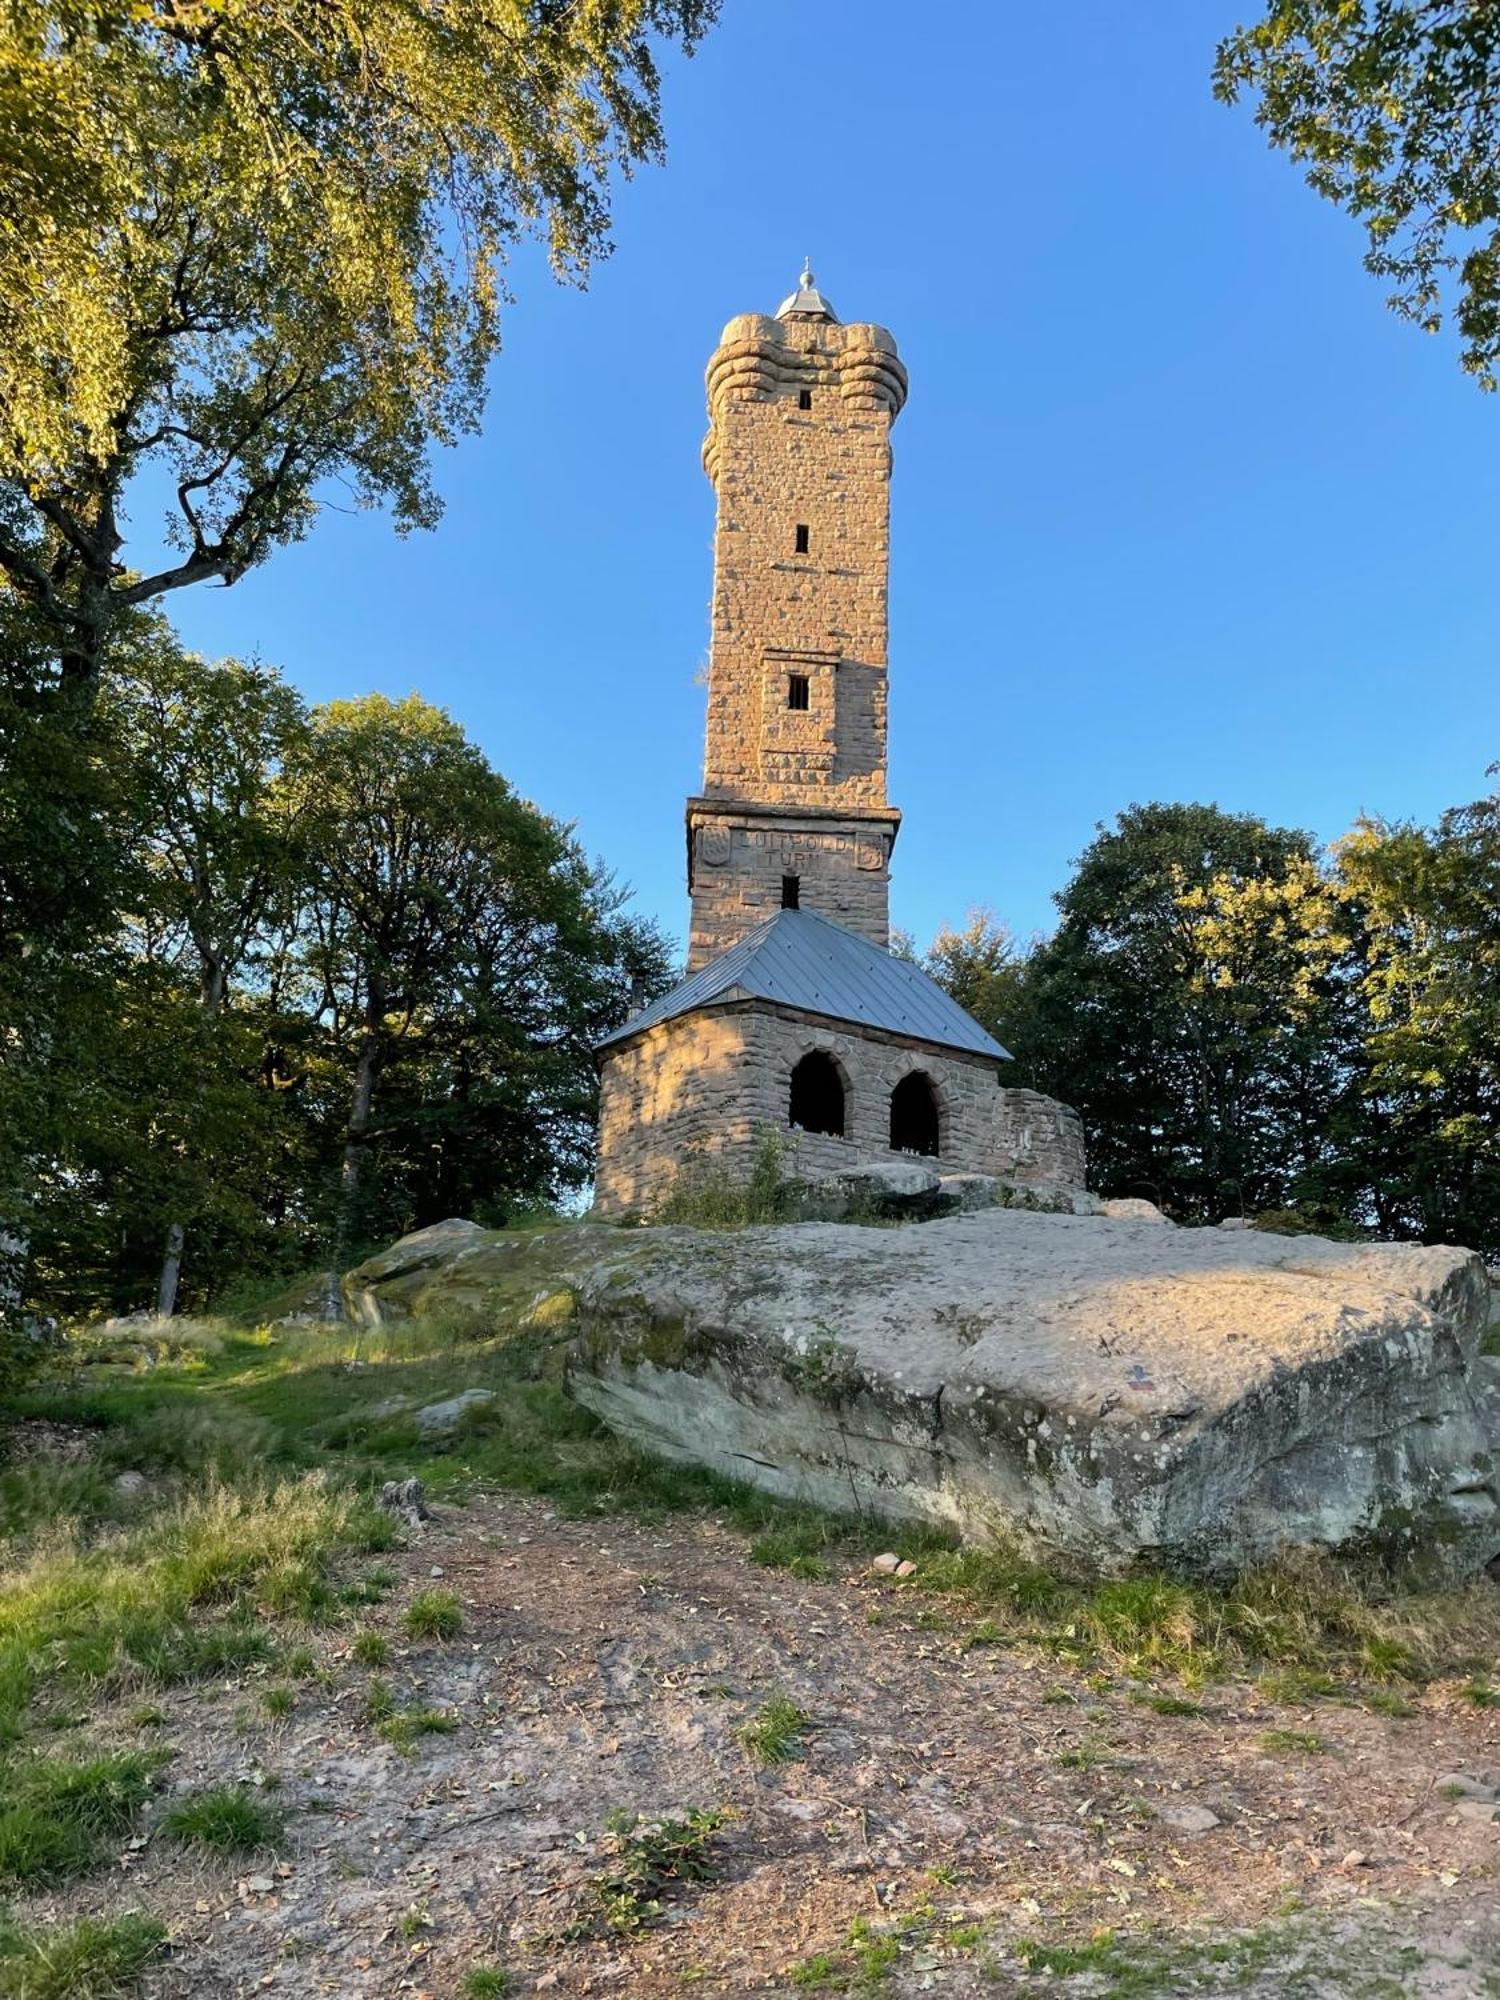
345 1209 1500 1577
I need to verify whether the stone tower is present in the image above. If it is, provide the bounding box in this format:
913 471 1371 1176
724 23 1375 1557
685 265 908 971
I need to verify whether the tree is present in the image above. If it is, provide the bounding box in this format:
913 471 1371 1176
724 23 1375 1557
284 694 670 1261
918 909 1036 1059
0 0 718 687
105 631 308 1311
1017 803 1350 1220
1334 787 1500 1250
1216 3 1500 386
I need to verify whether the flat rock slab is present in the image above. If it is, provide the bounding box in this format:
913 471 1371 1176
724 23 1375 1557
413 1388 496 1437
342 1210 1500 1574
561 1208 1499 1574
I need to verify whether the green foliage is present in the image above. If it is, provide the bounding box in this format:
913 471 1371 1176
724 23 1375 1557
1217 3 1500 387
0 1912 166 2000
921 787 1500 1252
403 1589 462 1641
0 1749 163 1886
0 0 720 682
1003 802 1348 1222
748 1530 830 1581
463 1972 512 2000
378 1707 459 1754
0 1463 373 1742
282 692 674 1264
917 908 1034 1056
9 650 672 1318
161 1784 283 1854
656 1127 801 1229
1333 800 1500 1250
350 1629 390 1667
574 1806 728 1937
1258 1728 1330 1756
738 1692 809 1766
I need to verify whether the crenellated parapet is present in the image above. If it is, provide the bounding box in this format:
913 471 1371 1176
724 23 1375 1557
703 312 906 485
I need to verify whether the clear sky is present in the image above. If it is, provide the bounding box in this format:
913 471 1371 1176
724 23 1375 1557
151 0 1500 960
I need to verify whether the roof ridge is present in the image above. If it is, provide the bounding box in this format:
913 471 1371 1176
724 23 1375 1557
598 909 1011 1062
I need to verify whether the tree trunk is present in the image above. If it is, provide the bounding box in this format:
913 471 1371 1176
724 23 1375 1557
153 954 228 1316
156 1220 185 1318
334 1026 383 1270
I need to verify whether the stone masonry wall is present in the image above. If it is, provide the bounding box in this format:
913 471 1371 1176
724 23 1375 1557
686 810 894 969
687 309 907 969
593 1012 754 1218
994 1088 1088 1190
595 1002 1016 1218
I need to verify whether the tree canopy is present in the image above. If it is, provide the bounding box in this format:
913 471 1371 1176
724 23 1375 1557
10 634 672 1319
1217 2 1500 385
0 0 717 682
918 790 1500 1252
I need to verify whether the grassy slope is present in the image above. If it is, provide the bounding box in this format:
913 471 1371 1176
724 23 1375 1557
1 1277 1497 1993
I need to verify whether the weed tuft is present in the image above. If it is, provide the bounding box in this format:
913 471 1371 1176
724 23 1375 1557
161 1783 283 1854
462 1967 511 1998
1259 1728 1330 1756
403 1590 461 1641
738 1692 809 1767
572 1806 728 1937
0 1748 164 1887
0 1911 166 1999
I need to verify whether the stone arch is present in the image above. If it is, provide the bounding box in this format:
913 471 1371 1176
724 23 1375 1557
889 1069 941 1157
788 1049 847 1139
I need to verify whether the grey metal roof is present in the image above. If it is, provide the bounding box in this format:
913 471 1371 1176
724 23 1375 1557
598 908 1012 1061
776 259 838 323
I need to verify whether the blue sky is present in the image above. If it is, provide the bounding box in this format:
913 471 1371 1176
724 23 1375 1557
152 0 1500 958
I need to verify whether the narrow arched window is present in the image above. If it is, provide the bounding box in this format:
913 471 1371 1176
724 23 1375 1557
890 1071 940 1157
789 1051 845 1138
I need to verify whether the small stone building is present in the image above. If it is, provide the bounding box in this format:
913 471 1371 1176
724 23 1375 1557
593 268 1084 1218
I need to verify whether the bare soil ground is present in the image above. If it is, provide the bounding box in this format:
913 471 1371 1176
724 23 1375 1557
16 1490 1500 1997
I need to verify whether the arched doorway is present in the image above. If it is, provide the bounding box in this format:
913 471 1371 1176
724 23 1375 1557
890 1071 940 1156
789 1051 846 1138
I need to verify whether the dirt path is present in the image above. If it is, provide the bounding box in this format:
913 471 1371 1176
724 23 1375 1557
36 1492 1500 1996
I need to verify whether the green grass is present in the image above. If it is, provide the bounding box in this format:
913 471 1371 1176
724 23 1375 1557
259 1685 295 1718
350 1628 390 1666
738 1692 809 1767
4 1252 1498 1817
790 1954 841 1989
0 1749 165 1887
748 1526 832 1580
0 1912 166 1999
1259 1728 1330 1756
361 1676 397 1723
462 1967 511 1997
161 1784 283 1854
378 1707 458 1754
0 1463 391 1746
403 1589 462 1641
1129 1691 1205 1717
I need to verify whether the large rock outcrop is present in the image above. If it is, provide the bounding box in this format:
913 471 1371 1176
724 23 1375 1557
345 1211 1500 1576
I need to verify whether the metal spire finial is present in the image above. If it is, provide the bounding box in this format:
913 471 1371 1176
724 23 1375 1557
775 259 838 323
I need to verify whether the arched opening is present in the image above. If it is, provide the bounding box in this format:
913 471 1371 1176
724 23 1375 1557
890 1071 940 1157
788 1050 846 1139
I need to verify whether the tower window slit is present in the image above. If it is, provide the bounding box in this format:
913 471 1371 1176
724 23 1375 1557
781 874 800 910
798 389 813 411
787 673 810 711
794 523 810 555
